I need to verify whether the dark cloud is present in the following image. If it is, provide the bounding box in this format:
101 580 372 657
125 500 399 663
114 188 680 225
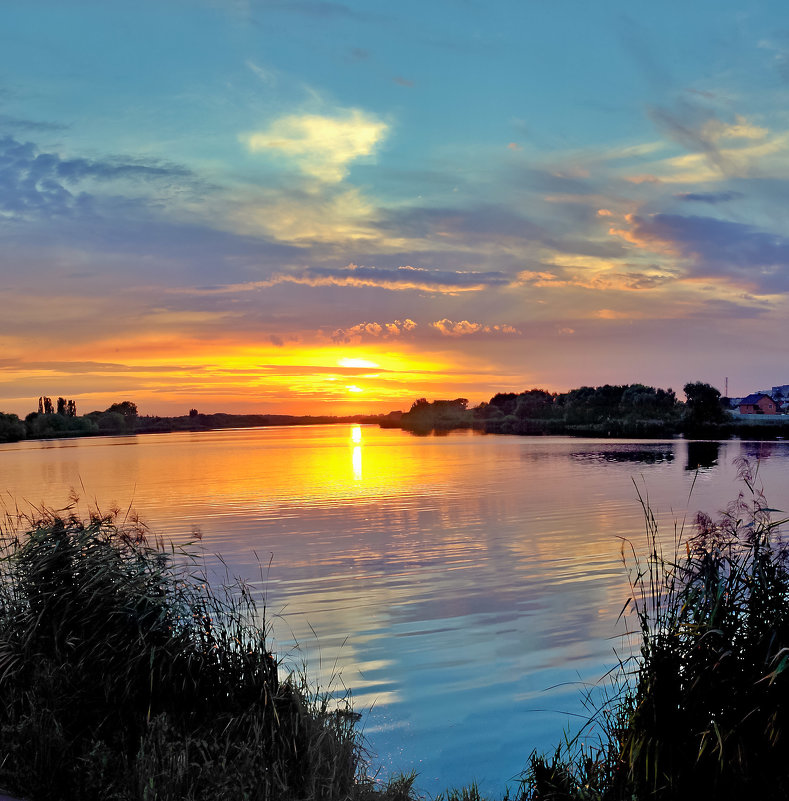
0 134 194 220
675 191 744 204
627 213 789 292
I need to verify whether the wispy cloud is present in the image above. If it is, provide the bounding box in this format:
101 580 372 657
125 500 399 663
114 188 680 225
273 263 511 293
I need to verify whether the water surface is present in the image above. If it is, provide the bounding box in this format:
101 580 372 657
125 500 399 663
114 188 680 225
1 427 787 794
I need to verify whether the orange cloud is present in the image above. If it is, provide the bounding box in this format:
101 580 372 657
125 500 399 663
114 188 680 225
430 319 520 336
332 319 418 341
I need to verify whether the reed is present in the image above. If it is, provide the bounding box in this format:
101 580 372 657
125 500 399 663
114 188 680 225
523 458 789 800
0 507 403 801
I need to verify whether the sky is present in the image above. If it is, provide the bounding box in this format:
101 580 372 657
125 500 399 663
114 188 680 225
3 0 789 416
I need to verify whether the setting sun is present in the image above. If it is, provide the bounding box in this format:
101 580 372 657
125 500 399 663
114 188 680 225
339 358 380 369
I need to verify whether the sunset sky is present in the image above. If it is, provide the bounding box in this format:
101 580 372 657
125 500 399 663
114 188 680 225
3 1 789 415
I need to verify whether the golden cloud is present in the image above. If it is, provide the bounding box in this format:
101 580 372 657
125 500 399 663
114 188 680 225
243 109 388 183
430 319 520 336
331 319 418 341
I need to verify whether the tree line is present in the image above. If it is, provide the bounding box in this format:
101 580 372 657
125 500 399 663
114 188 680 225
399 381 732 437
0 400 139 443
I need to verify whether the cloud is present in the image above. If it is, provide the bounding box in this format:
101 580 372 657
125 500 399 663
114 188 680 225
243 109 388 182
331 318 417 342
614 213 789 293
430 319 520 336
675 191 744 204
0 115 68 133
648 102 730 172
0 134 195 221
246 60 275 85
274 263 511 293
393 76 414 87
517 265 676 292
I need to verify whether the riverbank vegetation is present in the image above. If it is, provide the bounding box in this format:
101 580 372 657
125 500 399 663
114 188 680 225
0 400 402 444
3 380 786 445
398 382 788 439
524 461 789 800
0 509 412 801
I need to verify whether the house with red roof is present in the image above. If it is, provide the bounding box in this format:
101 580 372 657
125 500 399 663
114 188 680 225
738 393 780 415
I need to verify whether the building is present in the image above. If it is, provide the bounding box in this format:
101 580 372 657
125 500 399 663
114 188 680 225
738 393 780 415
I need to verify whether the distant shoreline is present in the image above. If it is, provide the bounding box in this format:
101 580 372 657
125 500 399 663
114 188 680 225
0 410 404 445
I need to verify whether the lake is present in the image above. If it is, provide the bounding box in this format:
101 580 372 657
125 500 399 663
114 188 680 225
1 426 787 794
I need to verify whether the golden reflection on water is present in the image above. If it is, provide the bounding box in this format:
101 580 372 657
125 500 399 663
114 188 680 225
352 446 362 481
351 425 363 480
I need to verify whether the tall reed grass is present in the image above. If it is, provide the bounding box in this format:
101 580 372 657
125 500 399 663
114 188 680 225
0 507 409 801
523 458 789 800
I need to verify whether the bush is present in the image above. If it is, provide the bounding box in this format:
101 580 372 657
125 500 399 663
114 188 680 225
0 510 375 801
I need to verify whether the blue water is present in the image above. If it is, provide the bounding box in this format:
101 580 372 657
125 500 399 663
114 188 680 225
1 428 787 794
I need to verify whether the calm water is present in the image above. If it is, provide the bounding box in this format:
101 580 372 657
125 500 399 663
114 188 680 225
1 426 788 794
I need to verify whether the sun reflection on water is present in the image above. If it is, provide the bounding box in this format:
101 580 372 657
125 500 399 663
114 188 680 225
352 446 362 481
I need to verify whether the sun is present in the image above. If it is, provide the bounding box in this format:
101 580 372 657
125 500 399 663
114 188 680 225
338 357 380 369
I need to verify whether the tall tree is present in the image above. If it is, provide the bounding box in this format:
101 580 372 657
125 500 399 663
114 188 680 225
683 382 726 425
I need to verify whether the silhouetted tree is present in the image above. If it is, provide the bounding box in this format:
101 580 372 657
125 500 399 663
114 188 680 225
38 397 44 415
106 401 138 420
0 413 25 443
683 382 726 425
67 400 77 417
189 408 198 418
514 389 555 419
43 397 53 415
57 397 66 415
490 393 519 415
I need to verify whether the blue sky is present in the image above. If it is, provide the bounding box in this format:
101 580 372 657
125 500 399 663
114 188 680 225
2 0 789 414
